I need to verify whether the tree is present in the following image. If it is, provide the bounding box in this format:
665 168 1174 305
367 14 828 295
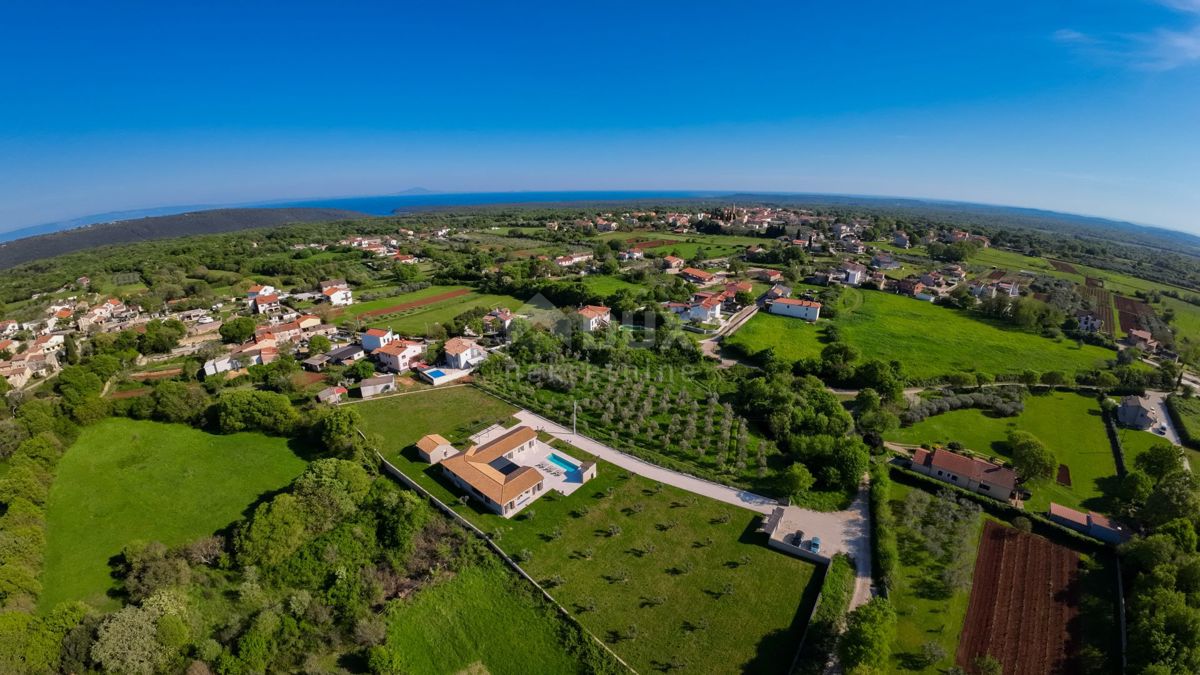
837 597 896 671
235 493 309 566
346 359 376 381
1008 430 1056 480
219 317 256 344
783 463 815 499
1135 443 1185 483
214 390 299 435
153 382 209 425
307 335 331 354
316 406 363 457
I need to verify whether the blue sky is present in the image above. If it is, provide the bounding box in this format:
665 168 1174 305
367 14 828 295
1 1 1198 233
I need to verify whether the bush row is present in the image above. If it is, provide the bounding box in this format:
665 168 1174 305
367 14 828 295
791 554 856 675
901 388 1025 425
869 462 898 596
1166 395 1200 450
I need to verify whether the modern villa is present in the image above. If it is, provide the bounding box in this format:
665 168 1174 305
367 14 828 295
420 425 596 518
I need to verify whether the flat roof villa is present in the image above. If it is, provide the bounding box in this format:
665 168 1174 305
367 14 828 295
418 425 596 518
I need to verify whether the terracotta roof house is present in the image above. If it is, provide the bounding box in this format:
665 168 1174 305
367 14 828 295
252 294 281 314
769 297 821 321
443 337 487 369
662 255 685 270
576 305 612 332
1127 329 1159 352
361 327 395 352
1117 395 1158 430
911 447 1016 501
373 339 423 373
440 426 546 517
1048 502 1130 543
680 267 715 284
415 433 457 464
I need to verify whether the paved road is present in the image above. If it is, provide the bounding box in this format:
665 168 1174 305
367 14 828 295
699 304 758 367
512 408 875 608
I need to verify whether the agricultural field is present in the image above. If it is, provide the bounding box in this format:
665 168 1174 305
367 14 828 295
339 284 472 318
726 289 1117 381
40 418 308 611
379 562 589 675
361 290 524 336
885 392 1119 513
1160 295 1200 345
594 231 765 259
956 522 1114 673
887 483 984 674
477 362 799 498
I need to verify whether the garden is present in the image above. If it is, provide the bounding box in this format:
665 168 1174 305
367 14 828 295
885 483 984 673
885 391 1120 513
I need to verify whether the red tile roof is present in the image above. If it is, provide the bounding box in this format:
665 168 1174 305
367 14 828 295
774 298 821 308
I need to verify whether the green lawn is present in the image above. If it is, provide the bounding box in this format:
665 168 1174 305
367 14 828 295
887 482 983 674
885 392 1119 513
580 274 641 295
341 284 471 318
357 389 821 674
381 562 589 675
726 289 1116 381
40 418 307 611
352 386 519 453
367 293 523 336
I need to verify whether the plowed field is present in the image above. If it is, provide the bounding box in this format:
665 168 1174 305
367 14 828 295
957 521 1081 674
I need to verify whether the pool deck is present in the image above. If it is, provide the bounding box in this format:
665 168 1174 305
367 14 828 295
469 424 588 496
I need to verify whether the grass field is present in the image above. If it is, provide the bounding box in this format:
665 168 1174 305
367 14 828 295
580 274 641 295
352 386 519 453
888 482 984 674
360 290 524 336
381 562 588 674
341 285 471 317
357 388 821 674
726 289 1116 381
885 392 1118 513
40 418 307 611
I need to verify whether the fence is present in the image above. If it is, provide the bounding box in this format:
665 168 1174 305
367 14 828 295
370 445 636 673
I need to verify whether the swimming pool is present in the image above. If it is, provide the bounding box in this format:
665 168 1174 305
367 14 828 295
547 453 580 472
424 369 446 378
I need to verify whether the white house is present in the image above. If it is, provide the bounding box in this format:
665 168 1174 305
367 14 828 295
252 294 281 314
247 284 276 304
686 296 722 323
360 328 395 352
893 231 910 249
373 339 423 372
444 337 487 369
769 298 822 321
323 287 353 306
576 305 611 332
840 262 868 286
415 433 457 464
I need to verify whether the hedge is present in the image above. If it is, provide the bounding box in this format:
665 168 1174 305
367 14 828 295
1166 395 1200 451
791 554 856 675
869 462 898 596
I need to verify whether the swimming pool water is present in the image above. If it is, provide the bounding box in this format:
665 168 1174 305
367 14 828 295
424 369 446 378
548 453 580 471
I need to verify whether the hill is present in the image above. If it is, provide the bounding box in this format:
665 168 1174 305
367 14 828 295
0 207 366 269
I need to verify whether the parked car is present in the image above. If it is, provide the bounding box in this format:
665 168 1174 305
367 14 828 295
807 537 822 553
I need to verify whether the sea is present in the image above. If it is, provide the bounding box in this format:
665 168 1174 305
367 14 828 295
0 190 727 243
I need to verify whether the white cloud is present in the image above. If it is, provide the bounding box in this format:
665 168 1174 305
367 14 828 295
1055 1 1200 70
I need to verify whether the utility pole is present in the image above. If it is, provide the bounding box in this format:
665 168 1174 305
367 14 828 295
572 400 577 435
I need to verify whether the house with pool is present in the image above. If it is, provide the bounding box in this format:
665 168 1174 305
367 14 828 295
418 424 596 518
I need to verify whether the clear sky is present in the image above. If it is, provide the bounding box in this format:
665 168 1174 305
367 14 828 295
1 1 1198 233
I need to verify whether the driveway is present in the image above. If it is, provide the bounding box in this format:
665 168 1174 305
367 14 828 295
512 408 875 608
